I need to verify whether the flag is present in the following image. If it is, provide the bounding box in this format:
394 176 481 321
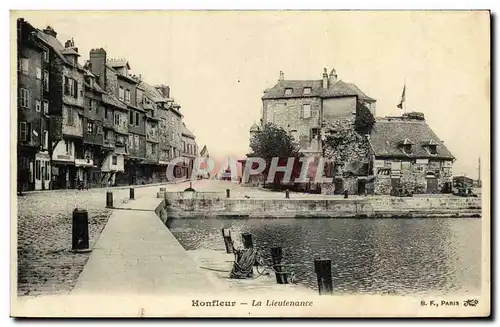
397 85 406 109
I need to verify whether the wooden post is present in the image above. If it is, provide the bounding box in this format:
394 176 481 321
271 247 288 284
106 191 113 208
72 208 91 253
241 232 253 249
221 228 234 254
226 189 230 198
285 189 290 199
314 258 333 295
129 187 135 200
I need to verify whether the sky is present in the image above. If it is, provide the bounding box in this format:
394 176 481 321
13 10 490 178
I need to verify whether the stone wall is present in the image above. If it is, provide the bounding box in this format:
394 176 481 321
262 97 321 149
163 191 481 219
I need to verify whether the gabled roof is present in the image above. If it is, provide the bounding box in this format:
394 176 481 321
138 81 174 103
36 30 84 70
181 123 195 139
368 118 454 160
262 79 375 101
249 122 260 132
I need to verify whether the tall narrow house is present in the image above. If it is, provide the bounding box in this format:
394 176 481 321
17 19 52 191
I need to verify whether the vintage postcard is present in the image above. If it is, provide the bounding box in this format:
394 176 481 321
10 10 490 318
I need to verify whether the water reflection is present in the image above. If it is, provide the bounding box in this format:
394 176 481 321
168 218 481 296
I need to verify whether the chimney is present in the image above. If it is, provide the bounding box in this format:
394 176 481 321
42 26 57 38
279 71 284 82
329 68 338 85
89 48 107 88
322 68 328 89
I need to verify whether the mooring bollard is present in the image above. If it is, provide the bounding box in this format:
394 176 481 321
226 189 230 198
221 228 234 254
314 258 333 295
285 189 290 199
72 208 91 252
271 247 288 284
106 191 113 208
129 187 135 200
343 190 349 199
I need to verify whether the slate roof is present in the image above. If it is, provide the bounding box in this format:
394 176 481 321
249 123 260 132
102 93 127 110
262 79 375 101
368 118 454 160
36 30 85 70
181 123 196 139
138 81 174 103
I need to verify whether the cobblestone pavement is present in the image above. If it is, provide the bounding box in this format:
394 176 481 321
16 184 185 297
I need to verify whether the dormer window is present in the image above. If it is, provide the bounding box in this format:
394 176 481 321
285 88 293 95
303 87 311 95
399 138 413 155
422 140 438 155
428 145 437 155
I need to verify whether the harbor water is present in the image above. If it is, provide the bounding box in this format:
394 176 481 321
167 217 481 296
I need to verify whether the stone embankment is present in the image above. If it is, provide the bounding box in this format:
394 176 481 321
163 191 482 219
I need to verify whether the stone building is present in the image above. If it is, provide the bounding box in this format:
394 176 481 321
261 68 376 156
181 123 197 179
368 115 454 195
81 68 106 187
37 27 86 189
169 102 185 178
17 19 52 191
137 81 161 182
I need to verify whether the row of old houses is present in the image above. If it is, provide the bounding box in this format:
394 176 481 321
246 67 455 195
17 18 200 191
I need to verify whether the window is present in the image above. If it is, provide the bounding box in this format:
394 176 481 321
152 144 157 155
311 127 320 140
20 58 29 74
87 98 93 111
36 67 42 80
135 112 139 127
104 108 108 119
377 168 391 176
161 118 166 127
65 140 72 155
183 141 186 152
119 87 124 101
43 50 49 62
303 87 311 95
428 145 438 155
87 121 94 134
114 112 120 125
125 89 131 103
402 144 412 155
42 130 48 149
112 155 117 165
19 122 27 141
64 77 78 98
35 100 41 112
128 135 134 149
19 88 30 108
129 110 134 125
43 100 49 114
134 135 139 149
284 88 293 95
67 107 74 125
43 70 49 91
302 104 312 119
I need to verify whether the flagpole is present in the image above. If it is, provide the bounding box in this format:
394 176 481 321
403 78 407 115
